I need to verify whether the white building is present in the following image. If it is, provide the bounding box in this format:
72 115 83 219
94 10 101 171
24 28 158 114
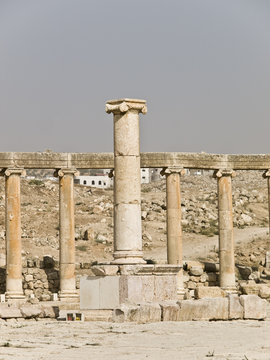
141 168 150 184
74 175 113 189
75 168 150 189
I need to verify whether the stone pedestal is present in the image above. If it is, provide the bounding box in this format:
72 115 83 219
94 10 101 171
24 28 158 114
57 168 79 301
80 264 181 310
162 167 185 298
106 99 147 264
4 168 25 300
214 169 236 292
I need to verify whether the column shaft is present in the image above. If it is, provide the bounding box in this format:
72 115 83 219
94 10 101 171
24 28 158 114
165 168 185 297
106 99 147 264
166 172 182 264
216 170 236 290
267 177 270 235
5 169 25 299
58 169 78 300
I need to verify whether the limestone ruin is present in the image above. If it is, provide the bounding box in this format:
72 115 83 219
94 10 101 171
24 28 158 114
0 98 269 321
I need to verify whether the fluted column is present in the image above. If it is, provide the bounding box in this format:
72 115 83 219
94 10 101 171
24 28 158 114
58 168 79 301
106 98 147 264
162 166 185 297
5 168 25 300
214 169 236 291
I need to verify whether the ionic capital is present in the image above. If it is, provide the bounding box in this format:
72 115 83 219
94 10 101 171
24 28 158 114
2 168 26 177
160 167 185 176
263 170 270 178
106 99 147 115
213 169 236 179
55 168 79 178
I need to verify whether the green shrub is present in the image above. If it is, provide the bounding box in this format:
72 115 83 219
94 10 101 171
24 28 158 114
29 179 44 186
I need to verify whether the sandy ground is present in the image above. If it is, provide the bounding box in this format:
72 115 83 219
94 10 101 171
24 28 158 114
0 318 270 360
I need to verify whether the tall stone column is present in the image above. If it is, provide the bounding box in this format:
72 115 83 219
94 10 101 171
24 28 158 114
162 166 185 297
106 99 147 264
263 170 270 236
214 169 236 291
5 168 25 300
58 168 79 301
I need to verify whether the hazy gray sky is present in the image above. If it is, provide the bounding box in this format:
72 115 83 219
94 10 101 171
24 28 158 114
0 0 270 154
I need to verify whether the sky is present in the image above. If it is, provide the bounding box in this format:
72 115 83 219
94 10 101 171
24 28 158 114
0 0 270 154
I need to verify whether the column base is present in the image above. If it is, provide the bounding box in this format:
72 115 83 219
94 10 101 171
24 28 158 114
59 290 79 302
112 251 146 265
221 286 238 294
5 291 25 300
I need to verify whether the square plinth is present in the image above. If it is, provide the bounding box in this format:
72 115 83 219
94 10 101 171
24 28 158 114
80 264 180 310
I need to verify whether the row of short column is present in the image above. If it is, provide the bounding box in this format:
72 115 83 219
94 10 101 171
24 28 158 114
162 167 237 292
3 168 78 300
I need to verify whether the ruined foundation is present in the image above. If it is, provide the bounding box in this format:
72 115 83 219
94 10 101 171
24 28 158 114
0 98 269 322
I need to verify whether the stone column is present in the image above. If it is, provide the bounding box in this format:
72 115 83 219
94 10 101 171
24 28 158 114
162 166 185 297
58 168 79 300
106 99 147 264
263 170 270 236
5 168 25 300
214 169 236 291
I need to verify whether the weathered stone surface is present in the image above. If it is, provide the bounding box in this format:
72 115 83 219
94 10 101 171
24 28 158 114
194 286 226 299
184 261 204 271
113 303 140 323
113 302 161 323
20 305 42 318
228 294 244 320
240 295 267 320
240 283 260 295
154 275 177 301
0 306 23 319
189 266 204 276
258 285 270 299
177 298 229 321
41 305 59 318
160 301 180 321
83 310 113 322
92 265 119 276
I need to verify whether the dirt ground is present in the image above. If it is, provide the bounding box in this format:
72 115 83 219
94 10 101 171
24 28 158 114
1 318 270 360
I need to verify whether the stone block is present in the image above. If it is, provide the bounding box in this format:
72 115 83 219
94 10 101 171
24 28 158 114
240 283 260 295
80 276 101 310
92 265 119 276
41 305 59 318
189 266 204 276
160 301 180 321
113 303 140 323
184 261 204 271
120 275 143 303
100 276 119 309
228 295 243 320
194 286 226 299
154 275 177 301
240 295 267 320
258 285 270 299
83 310 113 322
0 305 23 319
113 303 161 323
136 302 161 323
178 298 229 321
20 305 42 318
